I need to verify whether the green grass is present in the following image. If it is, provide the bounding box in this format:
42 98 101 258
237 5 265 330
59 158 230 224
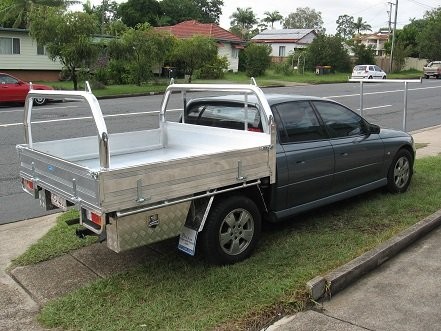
26 156 441 331
11 210 96 267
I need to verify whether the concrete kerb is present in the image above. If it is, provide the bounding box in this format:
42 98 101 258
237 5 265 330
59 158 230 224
306 208 441 301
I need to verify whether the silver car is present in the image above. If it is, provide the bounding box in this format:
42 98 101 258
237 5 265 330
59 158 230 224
351 65 387 79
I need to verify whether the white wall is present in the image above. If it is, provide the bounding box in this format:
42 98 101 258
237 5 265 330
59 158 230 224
0 30 62 70
217 43 239 72
268 43 307 57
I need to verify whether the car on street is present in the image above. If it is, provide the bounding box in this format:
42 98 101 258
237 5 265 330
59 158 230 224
0 72 53 106
184 93 415 212
351 65 387 79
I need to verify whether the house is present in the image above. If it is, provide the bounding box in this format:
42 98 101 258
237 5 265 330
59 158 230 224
156 20 244 72
0 27 62 81
251 29 317 62
356 32 390 56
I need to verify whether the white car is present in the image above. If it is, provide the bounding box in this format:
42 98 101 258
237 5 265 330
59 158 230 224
351 65 387 79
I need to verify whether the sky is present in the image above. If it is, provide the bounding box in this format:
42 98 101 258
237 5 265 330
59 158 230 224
79 0 440 34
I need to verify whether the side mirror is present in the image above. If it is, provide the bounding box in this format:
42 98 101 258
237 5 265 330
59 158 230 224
369 123 380 134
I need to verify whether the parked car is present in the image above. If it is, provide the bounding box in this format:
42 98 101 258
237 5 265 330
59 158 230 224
351 65 387 79
18 85 414 265
0 72 53 106
423 61 441 79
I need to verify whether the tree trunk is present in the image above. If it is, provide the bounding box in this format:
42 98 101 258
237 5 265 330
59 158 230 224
71 67 78 90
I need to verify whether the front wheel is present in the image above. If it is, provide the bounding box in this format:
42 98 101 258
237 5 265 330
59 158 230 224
199 195 261 265
387 149 413 193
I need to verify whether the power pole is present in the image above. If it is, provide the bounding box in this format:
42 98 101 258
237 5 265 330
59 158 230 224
387 2 393 36
389 0 398 73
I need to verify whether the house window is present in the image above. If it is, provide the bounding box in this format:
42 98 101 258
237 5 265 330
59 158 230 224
0 37 20 55
37 44 46 55
279 46 286 57
232 48 239 59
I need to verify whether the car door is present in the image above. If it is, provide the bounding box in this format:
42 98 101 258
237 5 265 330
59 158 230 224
272 101 334 208
0 74 27 102
312 101 385 194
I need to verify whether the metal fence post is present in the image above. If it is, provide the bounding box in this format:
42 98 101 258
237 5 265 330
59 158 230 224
403 81 408 132
359 81 364 117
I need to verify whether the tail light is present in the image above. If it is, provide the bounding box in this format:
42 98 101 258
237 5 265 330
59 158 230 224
22 178 34 191
85 210 103 226
248 127 263 132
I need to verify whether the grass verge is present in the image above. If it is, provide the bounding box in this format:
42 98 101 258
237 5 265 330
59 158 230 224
43 69 423 98
22 156 441 330
11 209 96 267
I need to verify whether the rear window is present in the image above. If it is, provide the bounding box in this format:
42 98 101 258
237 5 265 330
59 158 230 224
184 102 262 132
354 65 367 71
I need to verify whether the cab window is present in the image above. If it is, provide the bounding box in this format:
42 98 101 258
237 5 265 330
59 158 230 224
313 101 366 138
184 102 262 132
273 101 326 143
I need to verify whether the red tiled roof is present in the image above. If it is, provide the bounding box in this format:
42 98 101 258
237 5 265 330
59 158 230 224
156 20 243 43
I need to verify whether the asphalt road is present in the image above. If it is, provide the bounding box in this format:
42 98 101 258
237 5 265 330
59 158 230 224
1 79 441 224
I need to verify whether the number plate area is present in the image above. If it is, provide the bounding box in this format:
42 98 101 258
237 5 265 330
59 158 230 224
51 193 67 210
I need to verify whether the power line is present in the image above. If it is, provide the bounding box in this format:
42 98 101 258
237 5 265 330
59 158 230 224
404 0 435 10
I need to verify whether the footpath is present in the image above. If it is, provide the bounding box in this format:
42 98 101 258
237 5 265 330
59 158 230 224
0 125 440 331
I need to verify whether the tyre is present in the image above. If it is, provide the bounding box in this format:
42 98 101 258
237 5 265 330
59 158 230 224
382 75 387 79
368 76 373 79
424 74 429 79
199 195 261 265
387 149 413 193
33 97 46 106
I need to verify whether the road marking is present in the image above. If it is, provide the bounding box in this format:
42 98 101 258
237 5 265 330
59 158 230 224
0 108 182 128
326 84 441 99
0 105 80 114
355 104 392 111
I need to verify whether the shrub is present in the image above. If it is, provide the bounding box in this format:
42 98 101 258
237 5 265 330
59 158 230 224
196 56 229 79
243 43 272 77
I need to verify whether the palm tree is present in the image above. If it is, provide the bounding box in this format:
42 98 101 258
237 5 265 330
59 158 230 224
230 7 257 40
262 10 283 29
353 16 372 34
0 0 79 28
230 7 257 30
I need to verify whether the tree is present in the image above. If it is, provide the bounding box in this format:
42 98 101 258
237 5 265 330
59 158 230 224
29 8 99 90
417 8 441 60
159 0 199 25
352 42 375 65
108 24 175 85
117 0 161 27
283 7 324 33
171 35 218 83
243 43 271 77
353 17 372 34
262 11 283 29
0 0 78 28
194 0 223 24
336 14 355 39
305 34 351 72
83 0 120 34
229 7 257 39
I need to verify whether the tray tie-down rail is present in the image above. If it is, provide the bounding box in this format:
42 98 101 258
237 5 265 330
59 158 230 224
24 86 110 169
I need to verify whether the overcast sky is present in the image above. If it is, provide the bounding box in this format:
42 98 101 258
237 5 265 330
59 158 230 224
81 0 440 34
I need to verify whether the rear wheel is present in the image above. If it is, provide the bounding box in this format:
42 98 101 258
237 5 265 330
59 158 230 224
33 97 46 106
199 195 261 265
387 149 413 193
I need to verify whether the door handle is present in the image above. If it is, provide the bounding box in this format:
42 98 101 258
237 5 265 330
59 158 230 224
340 152 349 157
296 160 305 164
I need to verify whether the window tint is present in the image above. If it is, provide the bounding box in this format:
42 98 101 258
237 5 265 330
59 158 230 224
313 101 365 138
185 102 262 131
0 74 19 84
274 101 325 143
